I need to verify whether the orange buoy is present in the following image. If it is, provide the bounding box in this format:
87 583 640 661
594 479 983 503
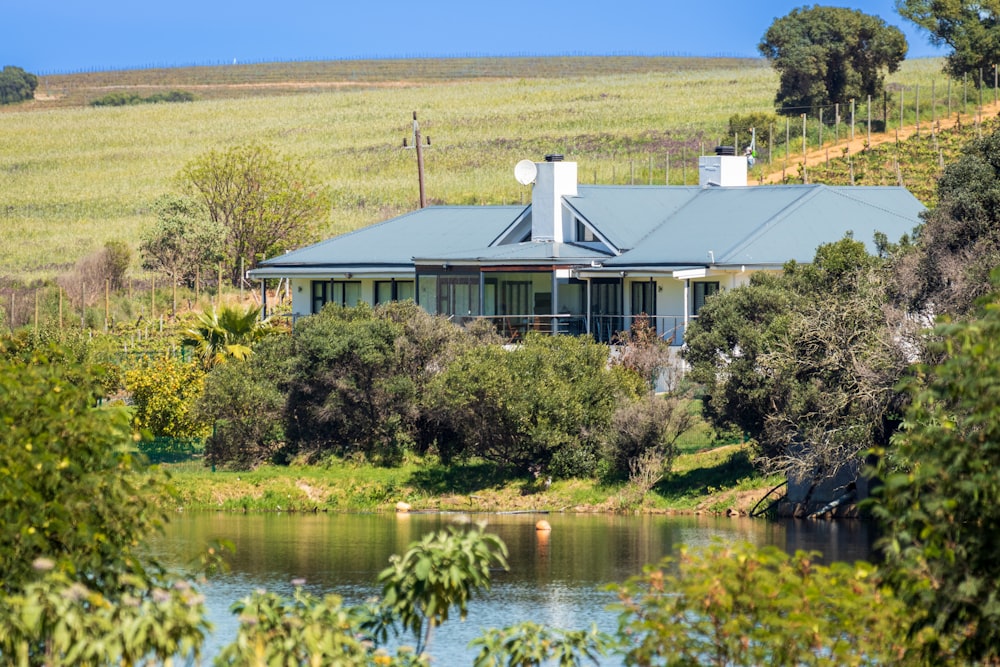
535 519 551 532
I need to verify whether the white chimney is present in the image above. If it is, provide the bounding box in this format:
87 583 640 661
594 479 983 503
699 153 748 187
531 155 577 242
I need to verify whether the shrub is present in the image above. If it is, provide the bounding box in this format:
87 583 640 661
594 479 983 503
871 284 1000 663
197 334 291 468
0 340 210 663
428 333 642 475
283 303 468 464
90 90 195 106
602 393 691 481
124 355 209 438
612 541 910 666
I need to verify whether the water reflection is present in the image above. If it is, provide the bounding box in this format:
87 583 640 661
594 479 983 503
153 512 875 664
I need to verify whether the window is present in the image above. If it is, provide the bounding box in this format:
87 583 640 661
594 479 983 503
311 281 329 314
437 276 480 318
575 218 597 242
396 281 415 302
631 281 655 316
312 280 363 312
333 282 363 307
375 280 416 305
693 281 719 315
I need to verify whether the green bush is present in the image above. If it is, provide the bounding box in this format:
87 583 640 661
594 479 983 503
428 333 643 475
0 65 37 105
90 90 195 106
0 340 210 664
124 354 209 438
197 334 291 468
602 393 691 480
871 283 1000 663
283 302 469 464
612 541 909 666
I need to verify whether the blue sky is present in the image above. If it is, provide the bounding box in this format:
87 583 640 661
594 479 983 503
8 1 946 74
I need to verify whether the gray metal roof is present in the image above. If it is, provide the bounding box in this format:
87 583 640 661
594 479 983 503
599 185 924 267
251 206 523 273
249 183 925 279
565 185 702 250
416 241 613 264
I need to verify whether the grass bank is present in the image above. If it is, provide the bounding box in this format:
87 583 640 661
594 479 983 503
161 442 781 516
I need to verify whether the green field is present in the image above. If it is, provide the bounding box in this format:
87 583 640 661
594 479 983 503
0 56 950 284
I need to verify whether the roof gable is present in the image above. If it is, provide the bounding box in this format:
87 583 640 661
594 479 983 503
566 185 702 250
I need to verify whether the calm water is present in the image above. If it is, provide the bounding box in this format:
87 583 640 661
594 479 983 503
153 512 877 664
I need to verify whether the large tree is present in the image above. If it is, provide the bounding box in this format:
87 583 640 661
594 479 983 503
759 5 907 116
684 237 913 485
872 284 1000 663
895 124 1000 318
139 194 223 287
896 0 1000 79
0 65 38 105
178 142 329 285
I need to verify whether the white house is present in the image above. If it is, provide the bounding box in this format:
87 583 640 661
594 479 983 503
248 152 925 344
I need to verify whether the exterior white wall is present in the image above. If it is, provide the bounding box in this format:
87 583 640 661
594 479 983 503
290 279 312 318
656 280 688 344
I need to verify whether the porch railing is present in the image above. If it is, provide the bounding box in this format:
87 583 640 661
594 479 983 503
466 313 695 345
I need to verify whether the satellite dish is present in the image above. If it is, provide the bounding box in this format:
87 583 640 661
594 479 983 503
514 159 537 185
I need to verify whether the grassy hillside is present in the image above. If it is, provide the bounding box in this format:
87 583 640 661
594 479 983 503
0 56 955 285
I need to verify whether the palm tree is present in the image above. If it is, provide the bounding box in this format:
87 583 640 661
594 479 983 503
183 305 271 368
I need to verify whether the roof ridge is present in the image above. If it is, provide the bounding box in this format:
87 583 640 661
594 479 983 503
822 185 923 223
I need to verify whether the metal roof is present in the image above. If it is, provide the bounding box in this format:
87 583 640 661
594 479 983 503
249 184 925 279
565 185 702 250
251 206 523 273
599 185 924 267
416 241 613 264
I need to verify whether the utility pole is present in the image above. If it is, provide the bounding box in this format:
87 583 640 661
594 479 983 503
405 112 428 208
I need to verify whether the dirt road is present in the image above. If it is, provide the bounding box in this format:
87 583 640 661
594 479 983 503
758 98 1000 184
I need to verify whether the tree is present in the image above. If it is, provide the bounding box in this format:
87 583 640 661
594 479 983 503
177 143 329 285
896 0 1000 79
139 194 223 288
100 240 131 291
612 541 910 666
871 283 1000 663
0 341 210 664
759 5 907 116
684 238 912 485
894 125 1000 319
0 65 38 105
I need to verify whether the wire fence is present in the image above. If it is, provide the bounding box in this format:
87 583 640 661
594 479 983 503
568 73 1000 188
137 436 205 464
0 261 275 333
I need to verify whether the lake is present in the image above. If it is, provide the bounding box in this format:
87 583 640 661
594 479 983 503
153 512 878 664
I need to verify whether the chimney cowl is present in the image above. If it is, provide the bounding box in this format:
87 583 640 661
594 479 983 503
544 154 564 162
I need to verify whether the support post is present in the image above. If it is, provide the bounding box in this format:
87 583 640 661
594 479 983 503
413 112 426 208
